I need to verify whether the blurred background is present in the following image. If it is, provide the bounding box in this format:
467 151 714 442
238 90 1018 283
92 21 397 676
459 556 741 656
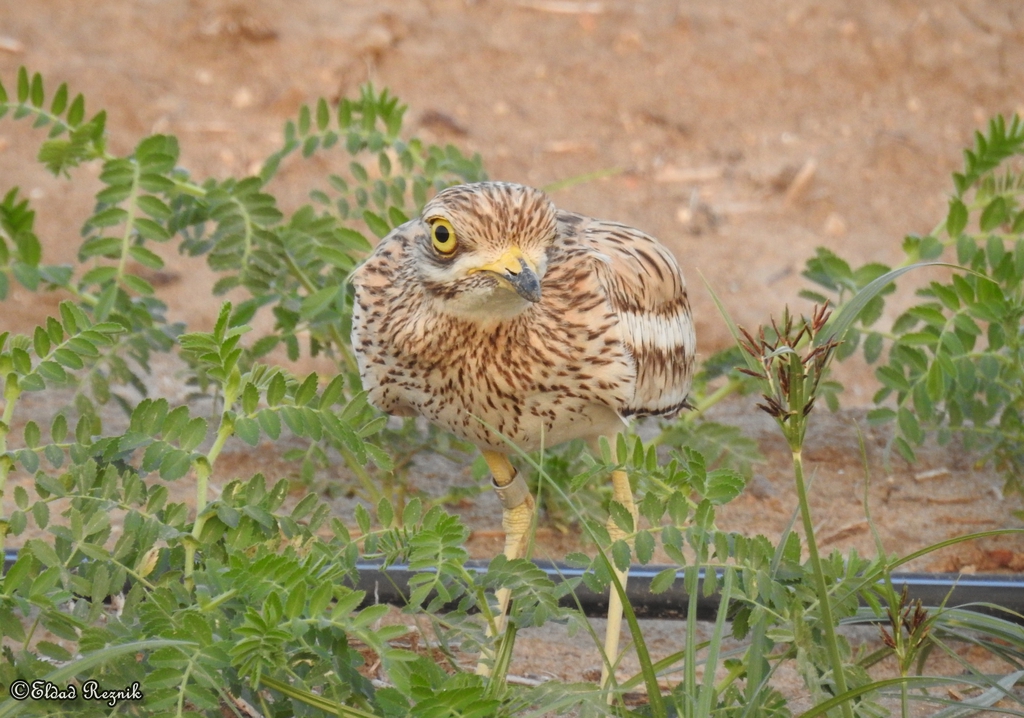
3 0 1022 393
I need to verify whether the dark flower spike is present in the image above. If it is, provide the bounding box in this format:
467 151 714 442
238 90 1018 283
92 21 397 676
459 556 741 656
737 303 843 450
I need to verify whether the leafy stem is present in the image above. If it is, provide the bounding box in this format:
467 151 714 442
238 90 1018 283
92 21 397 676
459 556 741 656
280 249 359 375
678 375 747 426
732 303 856 715
793 449 853 718
186 396 236 582
114 158 142 292
337 443 384 504
0 376 20 573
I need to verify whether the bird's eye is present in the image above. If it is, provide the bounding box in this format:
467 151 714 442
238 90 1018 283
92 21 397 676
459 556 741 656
429 218 457 255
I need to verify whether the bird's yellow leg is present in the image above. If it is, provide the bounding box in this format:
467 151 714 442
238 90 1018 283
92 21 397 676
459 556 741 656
476 450 535 677
601 468 637 696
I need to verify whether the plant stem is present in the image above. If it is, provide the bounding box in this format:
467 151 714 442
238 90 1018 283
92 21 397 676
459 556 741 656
793 449 854 718
185 415 233 581
744 613 770 710
198 418 233 514
338 444 383 504
0 377 18 438
678 376 745 427
330 323 360 380
280 250 360 375
0 378 20 576
206 416 232 472
684 565 699 709
698 568 734 716
114 161 142 292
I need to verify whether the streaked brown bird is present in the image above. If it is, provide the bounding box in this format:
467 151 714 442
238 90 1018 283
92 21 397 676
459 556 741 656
351 181 695 687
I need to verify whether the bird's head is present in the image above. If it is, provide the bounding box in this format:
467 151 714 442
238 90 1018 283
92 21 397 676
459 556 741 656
412 182 556 322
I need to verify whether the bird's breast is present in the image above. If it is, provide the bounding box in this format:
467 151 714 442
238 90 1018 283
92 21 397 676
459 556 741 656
365 309 631 451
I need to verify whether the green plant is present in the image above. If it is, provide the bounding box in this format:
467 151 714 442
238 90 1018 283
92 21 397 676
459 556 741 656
3 65 1024 718
0 67 486 498
711 286 1024 718
735 304 855 718
802 115 1024 501
0 67 538 717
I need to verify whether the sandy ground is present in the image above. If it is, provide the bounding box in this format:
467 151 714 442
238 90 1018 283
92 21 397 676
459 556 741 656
2 0 1024 709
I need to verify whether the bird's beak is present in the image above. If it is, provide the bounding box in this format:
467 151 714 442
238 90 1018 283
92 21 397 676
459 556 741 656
471 247 542 303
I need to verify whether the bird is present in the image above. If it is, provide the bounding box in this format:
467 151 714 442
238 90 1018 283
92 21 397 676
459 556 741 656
350 181 695 690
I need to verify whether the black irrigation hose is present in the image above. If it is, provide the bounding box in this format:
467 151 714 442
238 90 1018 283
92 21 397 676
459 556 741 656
6 549 1020 622
352 559 1024 623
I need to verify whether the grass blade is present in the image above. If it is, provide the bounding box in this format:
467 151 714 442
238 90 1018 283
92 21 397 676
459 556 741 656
816 261 969 346
697 568 735 716
927 670 1024 718
258 675 381 718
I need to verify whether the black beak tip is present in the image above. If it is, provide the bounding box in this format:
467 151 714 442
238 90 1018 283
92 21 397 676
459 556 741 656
518 277 541 303
508 260 541 303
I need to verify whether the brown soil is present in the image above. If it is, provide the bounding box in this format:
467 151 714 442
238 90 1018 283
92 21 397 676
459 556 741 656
2 0 1024 709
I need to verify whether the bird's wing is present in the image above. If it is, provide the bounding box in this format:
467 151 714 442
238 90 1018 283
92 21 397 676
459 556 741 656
350 224 425 417
561 211 696 417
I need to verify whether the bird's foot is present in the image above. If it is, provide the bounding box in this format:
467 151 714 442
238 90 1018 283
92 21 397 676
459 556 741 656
476 452 536 678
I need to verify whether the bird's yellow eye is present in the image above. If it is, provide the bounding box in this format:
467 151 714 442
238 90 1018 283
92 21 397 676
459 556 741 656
429 218 457 255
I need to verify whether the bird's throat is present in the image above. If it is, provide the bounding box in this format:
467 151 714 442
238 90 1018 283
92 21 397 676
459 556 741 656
439 286 536 326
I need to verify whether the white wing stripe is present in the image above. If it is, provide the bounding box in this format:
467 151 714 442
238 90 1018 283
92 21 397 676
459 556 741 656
620 310 694 352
